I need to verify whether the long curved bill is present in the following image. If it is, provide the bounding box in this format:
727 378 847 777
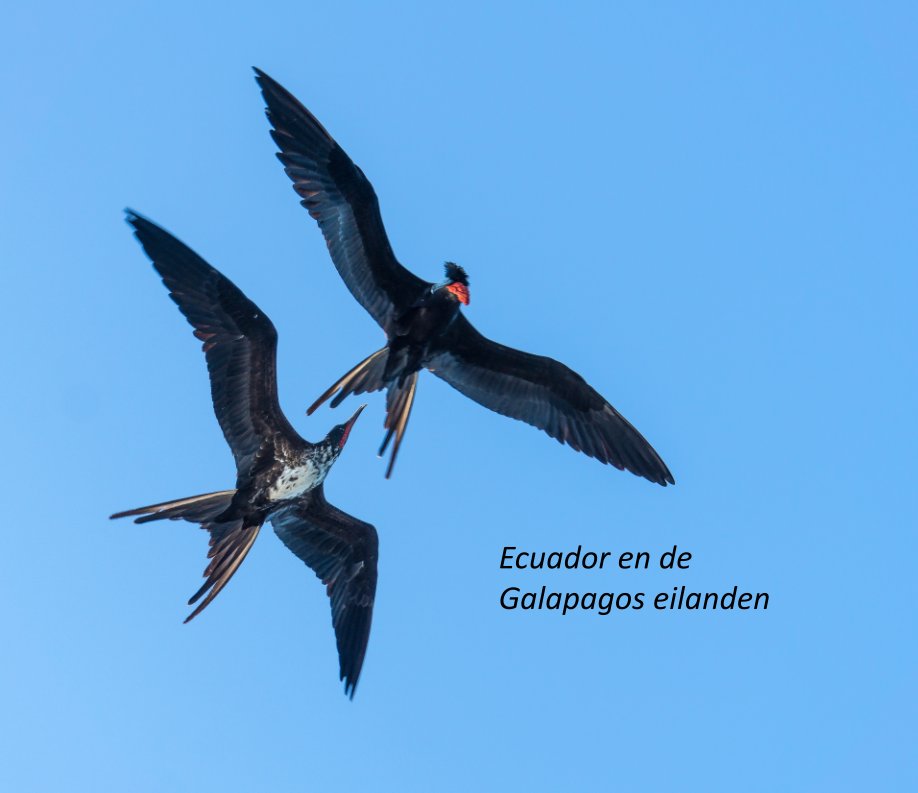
339 403 367 447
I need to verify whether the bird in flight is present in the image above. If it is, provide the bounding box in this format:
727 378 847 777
111 212 378 697
255 68 675 485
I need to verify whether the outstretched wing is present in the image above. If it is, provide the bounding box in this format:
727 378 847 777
270 486 379 698
426 315 675 486
255 68 429 334
127 211 297 473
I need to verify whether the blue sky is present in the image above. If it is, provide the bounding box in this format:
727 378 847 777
2 2 915 790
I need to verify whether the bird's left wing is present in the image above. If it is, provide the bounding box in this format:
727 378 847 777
127 212 298 474
270 486 379 697
255 68 430 334
426 315 675 486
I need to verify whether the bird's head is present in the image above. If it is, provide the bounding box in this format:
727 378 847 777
324 404 366 456
434 262 470 305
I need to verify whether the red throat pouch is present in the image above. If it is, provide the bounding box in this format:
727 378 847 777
339 423 354 447
447 282 470 305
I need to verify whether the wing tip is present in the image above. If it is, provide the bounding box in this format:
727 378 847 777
252 65 273 90
648 469 675 487
636 459 675 487
343 676 358 699
124 207 146 231
645 452 675 487
252 66 337 146
341 652 367 699
634 458 675 487
252 65 291 107
123 209 168 248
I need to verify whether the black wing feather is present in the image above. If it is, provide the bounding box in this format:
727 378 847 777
427 315 675 485
254 68 428 333
126 211 297 472
270 486 379 698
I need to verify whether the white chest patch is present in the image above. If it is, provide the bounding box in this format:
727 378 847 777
268 460 324 501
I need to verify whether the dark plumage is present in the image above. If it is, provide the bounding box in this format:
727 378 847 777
111 212 378 697
444 262 468 286
255 68 674 486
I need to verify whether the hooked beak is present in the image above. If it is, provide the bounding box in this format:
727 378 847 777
339 403 366 447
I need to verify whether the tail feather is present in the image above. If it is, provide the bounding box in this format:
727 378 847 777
110 490 236 524
184 522 261 623
378 372 419 479
110 489 260 622
307 348 388 415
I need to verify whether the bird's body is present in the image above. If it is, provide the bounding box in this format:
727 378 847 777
265 450 327 501
383 284 467 376
226 431 346 512
112 212 377 697
256 68 675 484
394 288 463 347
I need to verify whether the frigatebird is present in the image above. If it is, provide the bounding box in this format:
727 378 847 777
255 69 674 486
111 212 378 697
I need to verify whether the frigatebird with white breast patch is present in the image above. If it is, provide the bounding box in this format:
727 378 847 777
111 212 377 697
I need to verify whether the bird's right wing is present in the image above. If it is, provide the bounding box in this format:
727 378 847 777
255 68 429 334
270 486 379 698
127 212 297 473
426 315 675 486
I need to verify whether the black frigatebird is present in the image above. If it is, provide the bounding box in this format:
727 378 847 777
255 69 675 485
111 212 378 697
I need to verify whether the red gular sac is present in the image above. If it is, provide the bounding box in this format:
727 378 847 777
338 406 365 447
446 282 470 305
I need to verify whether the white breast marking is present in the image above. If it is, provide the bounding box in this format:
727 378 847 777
268 460 322 501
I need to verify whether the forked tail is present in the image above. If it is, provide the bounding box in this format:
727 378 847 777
307 347 389 415
110 489 261 623
378 372 419 479
307 346 417 477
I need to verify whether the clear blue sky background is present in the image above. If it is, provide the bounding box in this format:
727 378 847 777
2 2 915 791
